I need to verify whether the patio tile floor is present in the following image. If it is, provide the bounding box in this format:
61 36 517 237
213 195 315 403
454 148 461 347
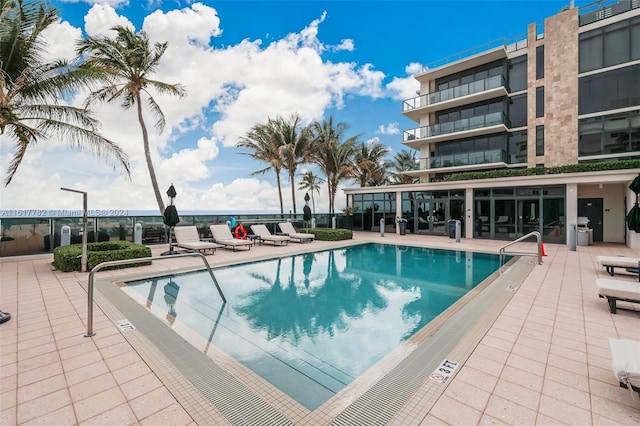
1 232 639 425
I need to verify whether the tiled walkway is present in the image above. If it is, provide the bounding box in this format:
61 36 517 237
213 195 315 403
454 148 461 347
1 233 639 425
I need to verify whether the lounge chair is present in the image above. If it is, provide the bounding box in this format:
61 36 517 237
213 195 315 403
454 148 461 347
597 256 640 281
209 224 252 251
596 278 640 314
250 224 290 246
173 226 221 254
278 222 314 243
609 338 640 398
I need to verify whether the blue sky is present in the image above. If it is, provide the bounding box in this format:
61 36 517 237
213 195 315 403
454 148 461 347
1 0 576 213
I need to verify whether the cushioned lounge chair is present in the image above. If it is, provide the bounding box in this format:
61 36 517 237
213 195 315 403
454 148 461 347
596 278 640 313
209 224 252 251
609 338 640 398
597 256 640 281
277 222 314 243
250 224 290 246
173 226 220 254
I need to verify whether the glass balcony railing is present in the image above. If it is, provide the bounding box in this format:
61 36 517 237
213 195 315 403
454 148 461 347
403 149 507 171
403 111 506 142
403 75 506 112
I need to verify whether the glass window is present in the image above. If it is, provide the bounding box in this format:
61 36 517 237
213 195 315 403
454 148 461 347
579 65 640 114
508 130 527 164
536 46 544 79
536 87 544 118
536 125 544 156
508 55 527 92
579 117 602 156
579 31 603 73
509 94 527 128
604 23 629 67
632 22 640 60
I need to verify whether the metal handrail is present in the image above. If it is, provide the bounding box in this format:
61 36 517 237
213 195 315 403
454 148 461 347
499 231 543 265
84 252 226 337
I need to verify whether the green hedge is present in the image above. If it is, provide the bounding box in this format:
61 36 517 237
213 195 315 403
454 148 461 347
302 228 353 241
53 241 152 272
443 159 640 182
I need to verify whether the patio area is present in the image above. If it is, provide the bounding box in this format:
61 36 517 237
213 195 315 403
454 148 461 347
1 232 639 425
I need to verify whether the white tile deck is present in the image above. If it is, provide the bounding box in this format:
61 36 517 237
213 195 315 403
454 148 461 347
1 232 639 425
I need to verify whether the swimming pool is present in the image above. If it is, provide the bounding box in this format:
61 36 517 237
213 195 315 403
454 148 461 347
121 243 504 410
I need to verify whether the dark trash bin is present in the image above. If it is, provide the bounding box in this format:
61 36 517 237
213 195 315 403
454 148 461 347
448 219 456 238
399 221 407 235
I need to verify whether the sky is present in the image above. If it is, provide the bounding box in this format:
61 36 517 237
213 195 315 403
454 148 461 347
0 0 578 214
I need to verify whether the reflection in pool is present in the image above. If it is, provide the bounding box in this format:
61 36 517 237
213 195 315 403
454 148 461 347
122 243 503 410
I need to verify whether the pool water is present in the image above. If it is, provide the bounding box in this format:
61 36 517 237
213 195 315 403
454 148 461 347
122 243 503 410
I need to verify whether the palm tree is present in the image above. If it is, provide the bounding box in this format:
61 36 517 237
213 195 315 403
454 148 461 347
298 171 322 213
0 0 130 185
388 149 419 185
353 141 389 187
237 118 285 214
76 26 185 214
277 114 311 214
309 117 357 213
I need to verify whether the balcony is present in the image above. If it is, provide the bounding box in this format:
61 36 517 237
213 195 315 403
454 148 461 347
403 111 508 146
402 149 508 174
402 75 508 121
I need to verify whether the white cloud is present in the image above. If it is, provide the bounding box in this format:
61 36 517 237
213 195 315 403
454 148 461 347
375 123 400 135
83 4 133 37
330 39 355 52
59 0 129 8
385 62 422 101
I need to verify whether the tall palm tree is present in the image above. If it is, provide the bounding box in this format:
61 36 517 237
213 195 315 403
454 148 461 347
76 26 185 214
388 149 419 185
237 118 285 214
0 0 130 185
298 171 322 213
353 141 389 187
309 117 357 213
277 114 311 214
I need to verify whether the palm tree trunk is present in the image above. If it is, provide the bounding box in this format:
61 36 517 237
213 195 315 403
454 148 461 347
312 192 316 214
275 170 284 214
137 94 165 215
290 172 297 214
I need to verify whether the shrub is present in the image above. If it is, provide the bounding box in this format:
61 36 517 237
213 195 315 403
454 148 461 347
302 228 352 241
53 241 151 272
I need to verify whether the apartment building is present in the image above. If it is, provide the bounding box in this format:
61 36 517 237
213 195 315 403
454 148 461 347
344 0 640 247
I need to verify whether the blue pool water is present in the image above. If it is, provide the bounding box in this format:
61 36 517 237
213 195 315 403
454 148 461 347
122 243 504 410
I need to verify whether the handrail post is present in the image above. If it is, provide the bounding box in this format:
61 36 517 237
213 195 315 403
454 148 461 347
85 252 226 337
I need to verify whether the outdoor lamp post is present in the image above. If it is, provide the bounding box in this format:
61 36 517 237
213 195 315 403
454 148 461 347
61 187 88 272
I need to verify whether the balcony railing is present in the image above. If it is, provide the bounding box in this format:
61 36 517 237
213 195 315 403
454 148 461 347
403 149 508 171
403 75 506 112
403 111 506 142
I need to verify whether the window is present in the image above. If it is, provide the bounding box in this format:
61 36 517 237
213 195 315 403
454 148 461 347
578 64 640 114
579 18 640 73
604 22 629 68
536 46 544 79
508 130 527 164
536 126 544 156
508 55 527 92
536 87 544 118
509 94 527 128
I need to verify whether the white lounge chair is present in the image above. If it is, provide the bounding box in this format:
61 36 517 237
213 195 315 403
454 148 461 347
597 256 640 281
173 226 220 253
250 224 290 246
209 224 252 251
609 338 640 398
596 278 640 314
278 222 314 243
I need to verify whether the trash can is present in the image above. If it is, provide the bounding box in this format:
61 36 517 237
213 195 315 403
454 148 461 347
577 229 589 246
448 220 456 239
399 221 407 235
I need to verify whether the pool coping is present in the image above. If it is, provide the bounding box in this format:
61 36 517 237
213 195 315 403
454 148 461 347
89 243 535 424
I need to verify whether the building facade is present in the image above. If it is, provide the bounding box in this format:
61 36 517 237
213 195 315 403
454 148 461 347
344 0 640 247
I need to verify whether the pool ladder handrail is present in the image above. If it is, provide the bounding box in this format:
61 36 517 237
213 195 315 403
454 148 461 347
84 252 226 337
499 231 543 265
